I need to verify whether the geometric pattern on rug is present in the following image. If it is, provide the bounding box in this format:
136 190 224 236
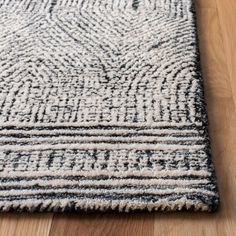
0 0 219 211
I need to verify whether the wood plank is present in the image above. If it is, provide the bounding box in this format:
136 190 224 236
196 0 216 9
215 0 236 104
0 213 53 236
50 213 154 236
197 7 231 99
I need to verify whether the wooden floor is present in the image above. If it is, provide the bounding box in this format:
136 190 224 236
0 0 236 235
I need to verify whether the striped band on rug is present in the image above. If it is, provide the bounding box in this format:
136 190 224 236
0 123 218 211
0 0 219 212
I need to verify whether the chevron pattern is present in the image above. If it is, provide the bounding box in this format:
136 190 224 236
0 0 219 212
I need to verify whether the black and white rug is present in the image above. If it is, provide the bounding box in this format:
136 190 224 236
0 0 219 212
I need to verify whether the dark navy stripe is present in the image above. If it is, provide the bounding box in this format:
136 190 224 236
0 124 204 131
0 133 202 138
0 140 206 145
0 175 214 183
0 183 217 192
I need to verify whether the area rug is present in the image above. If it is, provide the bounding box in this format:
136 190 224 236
0 0 219 212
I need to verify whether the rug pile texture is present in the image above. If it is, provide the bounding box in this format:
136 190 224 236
0 0 219 212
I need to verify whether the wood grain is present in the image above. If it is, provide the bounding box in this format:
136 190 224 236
50 213 154 236
0 213 53 236
215 0 236 104
0 0 236 235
